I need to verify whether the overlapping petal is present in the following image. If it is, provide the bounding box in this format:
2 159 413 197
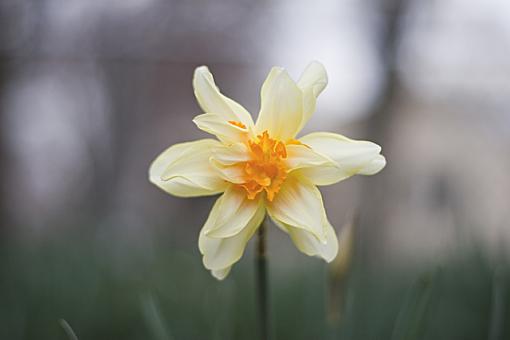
199 188 266 278
288 221 338 262
209 161 246 185
267 176 329 242
268 176 338 261
255 67 303 141
276 219 338 262
204 186 263 238
193 66 254 141
297 61 328 131
149 139 227 197
211 142 250 165
193 113 251 143
285 143 335 171
296 132 386 185
208 142 251 185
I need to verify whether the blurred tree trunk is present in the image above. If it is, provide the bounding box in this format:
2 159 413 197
359 0 408 264
92 61 147 221
366 0 406 140
0 61 10 240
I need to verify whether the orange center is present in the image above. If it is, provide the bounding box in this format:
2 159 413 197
237 131 287 201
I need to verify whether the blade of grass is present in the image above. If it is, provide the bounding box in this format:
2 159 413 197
488 266 507 340
59 319 79 340
391 268 440 340
140 292 174 340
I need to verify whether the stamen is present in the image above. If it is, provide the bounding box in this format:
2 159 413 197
287 139 310 148
234 131 288 201
228 120 247 129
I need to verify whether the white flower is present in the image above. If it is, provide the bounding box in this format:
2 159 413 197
149 62 386 280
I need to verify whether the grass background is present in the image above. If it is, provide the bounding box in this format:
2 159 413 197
1 225 507 340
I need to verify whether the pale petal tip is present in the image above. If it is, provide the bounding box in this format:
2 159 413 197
194 65 209 73
147 156 168 189
211 267 231 280
193 66 212 86
299 61 328 92
308 60 326 70
377 155 387 171
324 249 338 263
361 154 387 176
270 65 285 72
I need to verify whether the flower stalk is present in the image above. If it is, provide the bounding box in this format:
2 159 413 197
256 221 270 340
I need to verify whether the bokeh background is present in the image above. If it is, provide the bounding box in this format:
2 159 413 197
1 0 510 339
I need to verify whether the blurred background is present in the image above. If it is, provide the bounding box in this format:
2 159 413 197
1 0 509 339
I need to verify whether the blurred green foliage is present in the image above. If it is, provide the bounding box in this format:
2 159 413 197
0 227 508 340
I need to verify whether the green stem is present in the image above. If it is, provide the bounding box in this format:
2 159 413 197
256 221 270 340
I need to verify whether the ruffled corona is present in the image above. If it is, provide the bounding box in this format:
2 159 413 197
237 131 287 202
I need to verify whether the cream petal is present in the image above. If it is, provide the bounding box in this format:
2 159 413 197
149 139 227 197
293 165 345 187
298 61 328 97
205 186 263 238
211 142 250 165
210 160 246 184
285 144 335 171
199 193 266 273
192 113 251 143
278 219 338 262
255 67 303 140
359 154 386 175
297 132 386 186
267 176 328 242
211 267 232 280
297 61 328 131
193 66 254 130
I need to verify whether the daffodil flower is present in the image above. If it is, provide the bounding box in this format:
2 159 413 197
149 62 386 280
